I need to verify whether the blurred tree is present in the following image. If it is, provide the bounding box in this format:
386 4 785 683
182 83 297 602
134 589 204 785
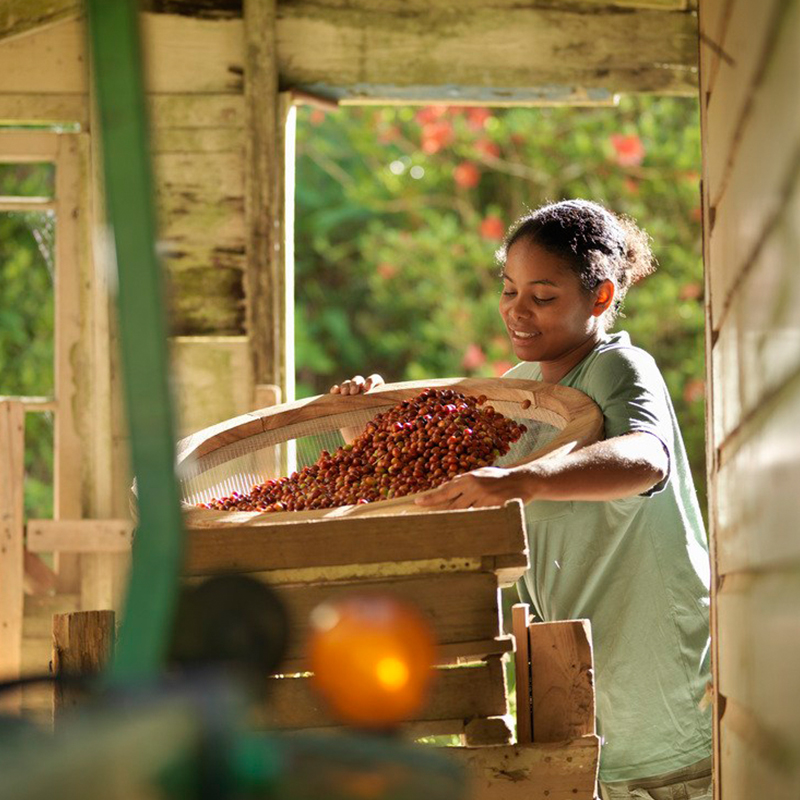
295 96 706 511
0 162 56 519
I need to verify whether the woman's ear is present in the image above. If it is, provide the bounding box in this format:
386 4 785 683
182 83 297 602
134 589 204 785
592 280 615 317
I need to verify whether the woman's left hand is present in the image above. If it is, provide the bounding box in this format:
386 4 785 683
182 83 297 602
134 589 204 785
415 467 533 510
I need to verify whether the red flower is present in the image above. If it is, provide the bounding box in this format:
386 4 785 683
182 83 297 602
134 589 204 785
454 161 481 189
467 108 492 130
462 343 486 371
415 105 448 126
683 378 705 404
691 207 703 222
610 134 645 167
476 139 501 159
378 125 401 144
421 121 454 154
377 263 398 280
480 216 505 240
623 177 640 194
679 282 703 301
309 109 326 126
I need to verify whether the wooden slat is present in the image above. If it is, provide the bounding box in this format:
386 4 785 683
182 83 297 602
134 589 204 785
171 336 254 438
149 94 244 128
463 716 513 746
0 395 57 413
23 550 58 595
512 603 532 744
183 501 526 576
0 1 80 43
53 133 84 595
0 401 25 704
0 17 87 94
529 619 595 743
715 370 800 575
708 0 800 326
263 657 506 731
0 93 87 126
276 4 697 99
0 130 60 159
27 519 135 553
716 571 800 743
272 571 501 669
445 736 600 800
150 126 244 154
719 698 800 800
704 0 787 208
711 184 800 459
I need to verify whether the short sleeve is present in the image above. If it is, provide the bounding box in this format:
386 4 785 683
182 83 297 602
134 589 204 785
585 347 674 496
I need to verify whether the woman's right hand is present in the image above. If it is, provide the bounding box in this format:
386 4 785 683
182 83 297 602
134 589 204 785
330 374 385 395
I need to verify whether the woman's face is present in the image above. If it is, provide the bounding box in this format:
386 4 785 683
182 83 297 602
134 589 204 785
499 239 608 363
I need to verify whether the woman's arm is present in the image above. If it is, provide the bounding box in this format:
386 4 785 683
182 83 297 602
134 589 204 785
416 431 668 510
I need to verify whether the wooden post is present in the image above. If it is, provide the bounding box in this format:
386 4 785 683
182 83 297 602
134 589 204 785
254 383 282 409
512 603 533 744
529 619 595 743
0 400 25 713
52 610 115 721
244 0 295 401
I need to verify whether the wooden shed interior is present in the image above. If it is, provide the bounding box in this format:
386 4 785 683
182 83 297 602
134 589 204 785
0 0 798 798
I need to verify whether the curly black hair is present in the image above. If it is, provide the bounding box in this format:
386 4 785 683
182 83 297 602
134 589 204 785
496 200 656 324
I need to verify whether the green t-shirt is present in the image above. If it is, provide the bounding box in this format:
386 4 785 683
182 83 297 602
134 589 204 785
505 331 712 783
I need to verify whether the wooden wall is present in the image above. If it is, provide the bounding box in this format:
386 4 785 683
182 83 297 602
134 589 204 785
699 0 800 797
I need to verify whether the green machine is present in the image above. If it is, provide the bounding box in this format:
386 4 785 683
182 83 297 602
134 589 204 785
0 2 464 798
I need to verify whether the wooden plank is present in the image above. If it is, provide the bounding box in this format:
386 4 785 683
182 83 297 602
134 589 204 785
529 620 595 744
262 657 506 730
52 610 115 722
0 130 60 159
183 501 526 576
0 401 25 710
0 93 87 126
445 736 600 800
27 519 134 553
155 151 244 199
719 698 800 800
150 126 244 154
54 133 84 595
716 571 800 744
715 370 800 575
271 571 501 669
171 336 254 437
705 0 787 209
276 4 697 99
708 1 800 325
512 604 532 744
0 16 87 94
23 550 58 595
244 0 286 389
148 94 244 129
0 1 81 43
141 13 244 93
712 186 800 447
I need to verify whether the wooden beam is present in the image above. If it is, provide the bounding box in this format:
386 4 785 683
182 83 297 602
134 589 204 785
27 519 135 553
244 0 291 392
445 736 600 800
0 401 25 712
183 501 526 576
52 610 115 722
275 3 698 100
512 603 533 744
529 620 595 743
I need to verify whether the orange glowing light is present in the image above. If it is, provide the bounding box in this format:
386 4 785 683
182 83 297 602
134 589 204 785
308 594 436 728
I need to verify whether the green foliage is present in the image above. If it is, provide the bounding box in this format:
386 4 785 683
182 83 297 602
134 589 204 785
0 163 56 519
295 96 707 512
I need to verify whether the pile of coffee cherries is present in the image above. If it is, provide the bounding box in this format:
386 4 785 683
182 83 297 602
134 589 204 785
200 388 527 513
